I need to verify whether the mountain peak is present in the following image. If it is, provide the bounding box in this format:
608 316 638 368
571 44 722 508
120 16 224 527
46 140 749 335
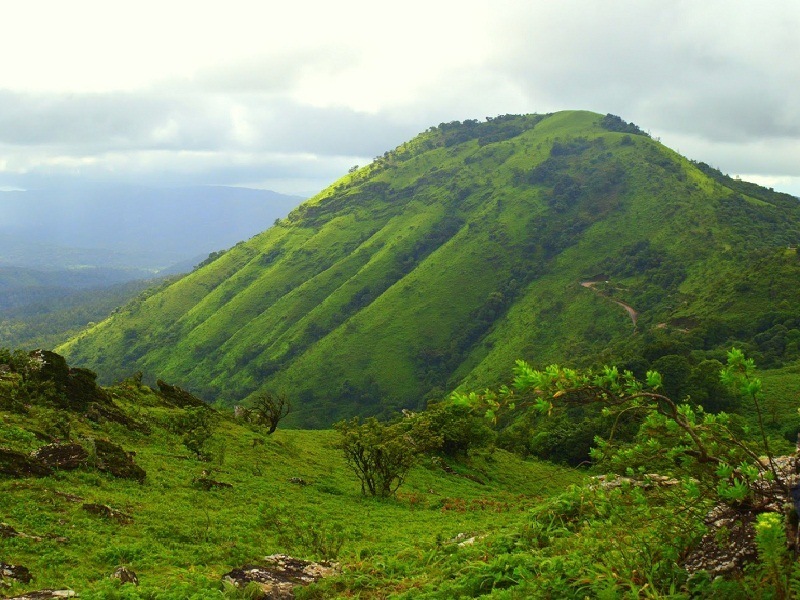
59 112 800 425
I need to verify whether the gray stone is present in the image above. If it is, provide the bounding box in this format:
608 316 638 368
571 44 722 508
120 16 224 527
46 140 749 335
31 443 88 470
222 554 340 599
111 566 139 585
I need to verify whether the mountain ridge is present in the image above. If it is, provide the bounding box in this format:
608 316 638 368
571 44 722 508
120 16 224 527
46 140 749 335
57 110 800 425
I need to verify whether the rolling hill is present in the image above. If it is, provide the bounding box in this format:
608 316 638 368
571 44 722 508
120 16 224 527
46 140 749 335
57 111 800 426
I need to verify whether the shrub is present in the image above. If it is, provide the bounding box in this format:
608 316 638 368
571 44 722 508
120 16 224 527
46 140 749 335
334 416 440 497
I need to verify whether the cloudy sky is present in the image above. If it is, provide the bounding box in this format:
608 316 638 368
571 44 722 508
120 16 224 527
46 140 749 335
1 0 798 196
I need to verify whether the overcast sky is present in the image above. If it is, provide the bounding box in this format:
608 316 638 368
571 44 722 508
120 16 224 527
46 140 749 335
1 0 798 197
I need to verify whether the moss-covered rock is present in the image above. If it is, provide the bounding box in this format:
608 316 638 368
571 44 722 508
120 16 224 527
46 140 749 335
31 442 88 470
156 379 207 408
33 350 110 411
0 447 52 478
92 439 146 482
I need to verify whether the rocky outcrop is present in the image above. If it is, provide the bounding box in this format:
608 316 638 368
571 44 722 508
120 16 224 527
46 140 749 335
684 454 800 577
222 554 340 599
156 380 207 408
0 447 52 478
110 566 139 585
93 439 146 482
85 401 150 433
33 350 110 411
31 443 87 470
1 562 32 584
193 477 233 491
82 503 133 524
4 591 77 599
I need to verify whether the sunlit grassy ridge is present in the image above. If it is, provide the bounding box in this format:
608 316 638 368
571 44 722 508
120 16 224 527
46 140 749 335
58 110 800 425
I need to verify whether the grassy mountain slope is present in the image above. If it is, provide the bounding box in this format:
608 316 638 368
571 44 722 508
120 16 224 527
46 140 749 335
58 111 800 426
0 365 578 598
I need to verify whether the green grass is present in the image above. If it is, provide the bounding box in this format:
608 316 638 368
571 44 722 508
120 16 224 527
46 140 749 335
56 110 800 426
0 384 581 598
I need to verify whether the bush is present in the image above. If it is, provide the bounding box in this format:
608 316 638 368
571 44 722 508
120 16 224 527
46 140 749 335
334 416 440 497
419 401 495 457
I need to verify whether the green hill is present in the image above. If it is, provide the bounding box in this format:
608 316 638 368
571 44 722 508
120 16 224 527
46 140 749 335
57 110 800 426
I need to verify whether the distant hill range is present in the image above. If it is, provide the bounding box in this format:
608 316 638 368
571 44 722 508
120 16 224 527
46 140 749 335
0 184 304 273
57 111 800 426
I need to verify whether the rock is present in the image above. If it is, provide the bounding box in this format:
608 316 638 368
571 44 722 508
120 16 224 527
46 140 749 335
31 443 88 470
52 490 84 503
0 522 51 542
234 405 253 421
110 566 139 585
156 380 207 408
591 473 681 490
1 562 32 583
93 439 146 482
5 591 77 599
33 350 110 411
85 401 150 434
0 447 52 478
222 554 340 599
684 454 800 577
684 503 760 577
82 503 133 524
193 477 233 491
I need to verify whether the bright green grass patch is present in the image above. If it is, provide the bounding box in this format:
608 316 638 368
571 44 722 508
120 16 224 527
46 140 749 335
0 392 580 598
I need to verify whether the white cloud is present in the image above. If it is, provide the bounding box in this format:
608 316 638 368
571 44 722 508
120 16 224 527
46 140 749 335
0 0 797 195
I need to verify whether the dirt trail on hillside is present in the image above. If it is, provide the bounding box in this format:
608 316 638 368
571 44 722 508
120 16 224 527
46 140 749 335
580 281 638 330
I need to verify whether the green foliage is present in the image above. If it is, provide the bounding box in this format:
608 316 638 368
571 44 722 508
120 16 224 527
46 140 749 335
599 113 650 136
416 401 495 457
334 416 441 497
248 391 290 434
162 406 217 460
258 502 356 560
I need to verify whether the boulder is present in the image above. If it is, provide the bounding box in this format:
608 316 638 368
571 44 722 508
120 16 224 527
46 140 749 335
5 591 77 599
33 350 109 411
82 503 133 524
85 402 150 434
193 477 233 491
0 447 52 478
1 562 32 584
93 439 146 482
222 554 340 599
110 566 139 585
156 380 207 408
684 454 800 577
31 443 88 470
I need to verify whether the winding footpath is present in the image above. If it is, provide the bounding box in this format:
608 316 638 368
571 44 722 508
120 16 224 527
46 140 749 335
580 281 638 330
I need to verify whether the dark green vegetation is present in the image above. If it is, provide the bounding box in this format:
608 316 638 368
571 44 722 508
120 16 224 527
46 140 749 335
5 347 800 598
56 111 800 429
0 349 579 598
0 274 174 350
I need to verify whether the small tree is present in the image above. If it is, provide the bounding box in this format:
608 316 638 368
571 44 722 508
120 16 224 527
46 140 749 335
335 416 440 497
452 348 787 506
250 391 291 434
180 407 216 461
